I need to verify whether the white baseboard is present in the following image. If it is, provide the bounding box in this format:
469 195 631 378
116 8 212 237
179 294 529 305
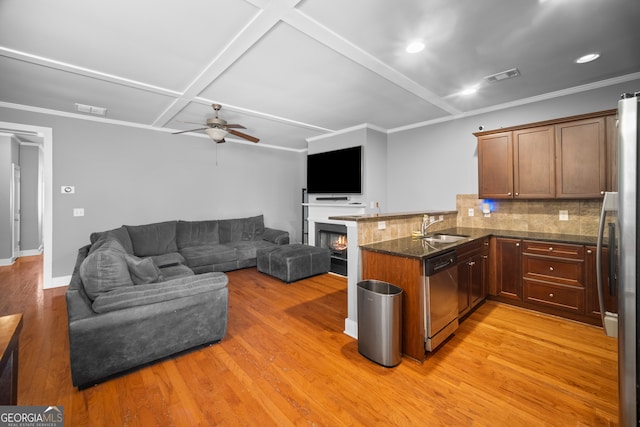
20 248 43 257
0 257 16 267
344 318 358 339
48 275 71 289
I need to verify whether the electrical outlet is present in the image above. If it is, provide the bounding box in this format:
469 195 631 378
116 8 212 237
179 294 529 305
378 221 386 230
73 208 85 217
559 210 569 221
468 208 474 217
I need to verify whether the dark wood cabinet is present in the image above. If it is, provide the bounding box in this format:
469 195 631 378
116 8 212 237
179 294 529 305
478 132 513 199
555 118 606 198
476 109 615 199
457 238 489 319
492 237 522 301
522 241 585 315
585 245 617 320
513 125 555 198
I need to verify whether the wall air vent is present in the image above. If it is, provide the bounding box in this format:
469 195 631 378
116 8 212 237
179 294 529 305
484 68 520 83
74 103 107 116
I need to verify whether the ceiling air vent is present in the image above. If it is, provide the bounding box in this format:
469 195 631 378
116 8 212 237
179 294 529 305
75 103 107 116
484 68 520 83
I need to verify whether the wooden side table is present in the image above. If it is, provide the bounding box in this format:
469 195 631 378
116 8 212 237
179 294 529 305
0 313 23 405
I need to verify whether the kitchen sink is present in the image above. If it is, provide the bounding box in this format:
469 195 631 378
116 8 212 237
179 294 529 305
422 234 469 243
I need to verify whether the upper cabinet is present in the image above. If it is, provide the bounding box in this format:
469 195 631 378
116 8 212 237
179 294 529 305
476 110 616 199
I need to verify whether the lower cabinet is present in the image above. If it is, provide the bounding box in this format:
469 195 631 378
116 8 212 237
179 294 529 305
489 238 612 325
456 238 489 319
492 237 522 301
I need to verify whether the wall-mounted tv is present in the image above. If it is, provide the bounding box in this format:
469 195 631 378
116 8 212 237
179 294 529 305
307 146 362 194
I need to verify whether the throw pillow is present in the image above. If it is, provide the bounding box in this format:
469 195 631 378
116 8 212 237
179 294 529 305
125 254 163 285
125 221 178 257
79 239 133 300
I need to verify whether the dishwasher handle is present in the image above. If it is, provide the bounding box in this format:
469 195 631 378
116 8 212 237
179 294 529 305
425 251 457 276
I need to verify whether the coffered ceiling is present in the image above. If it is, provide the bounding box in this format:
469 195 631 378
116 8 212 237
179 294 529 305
1 0 639 151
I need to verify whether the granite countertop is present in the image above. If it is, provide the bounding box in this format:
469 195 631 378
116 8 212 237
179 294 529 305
359 227 602 260
329 210 457 222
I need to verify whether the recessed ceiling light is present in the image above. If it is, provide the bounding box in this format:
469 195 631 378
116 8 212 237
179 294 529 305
575 53 600 64
405 40 425 54
460 85 479 96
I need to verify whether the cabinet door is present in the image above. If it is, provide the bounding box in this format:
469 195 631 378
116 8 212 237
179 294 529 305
495 238 522 301
555 118 606 198
457 260 471 318
585 245 617 320
469 253 485 308
513 126 555 198
478 132 513 199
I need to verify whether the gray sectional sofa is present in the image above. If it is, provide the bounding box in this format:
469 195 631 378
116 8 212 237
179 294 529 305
66 214 289 388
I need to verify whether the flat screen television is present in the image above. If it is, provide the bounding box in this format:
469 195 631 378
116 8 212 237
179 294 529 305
307 146 362 194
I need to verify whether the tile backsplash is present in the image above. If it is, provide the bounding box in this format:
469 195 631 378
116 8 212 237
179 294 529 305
456 194 602 236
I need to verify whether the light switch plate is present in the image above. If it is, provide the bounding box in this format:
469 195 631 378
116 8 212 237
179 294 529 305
559 210 569 221
378 221 386 230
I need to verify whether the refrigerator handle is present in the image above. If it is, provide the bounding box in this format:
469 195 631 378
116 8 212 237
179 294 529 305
596 192 617 330
607 222 616 297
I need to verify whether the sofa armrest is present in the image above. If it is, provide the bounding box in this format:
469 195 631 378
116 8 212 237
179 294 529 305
262 227 290 245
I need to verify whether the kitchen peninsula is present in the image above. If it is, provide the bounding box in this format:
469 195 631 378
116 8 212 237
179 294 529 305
355 217 609 362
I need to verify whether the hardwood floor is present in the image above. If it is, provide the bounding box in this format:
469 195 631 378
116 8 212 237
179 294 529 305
0 255 619 426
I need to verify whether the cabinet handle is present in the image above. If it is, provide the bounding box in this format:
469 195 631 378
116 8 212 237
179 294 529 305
507 192 512 196
516 242 520 247
600 191 605 195
468 261 476 266
549 293 554 298
549 266 554 271
587 249 592 254
549 247 554 251
483 255 488 259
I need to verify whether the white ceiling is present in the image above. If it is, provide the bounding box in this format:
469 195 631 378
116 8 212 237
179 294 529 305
1 0 639 151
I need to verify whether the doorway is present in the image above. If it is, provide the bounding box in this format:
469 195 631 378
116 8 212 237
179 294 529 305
11 163 20 260
0 121 52 288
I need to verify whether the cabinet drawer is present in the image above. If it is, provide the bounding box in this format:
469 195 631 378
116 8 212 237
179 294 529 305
522 241 583 259
522 256 584 287
456 237 489 260
523 279 585 314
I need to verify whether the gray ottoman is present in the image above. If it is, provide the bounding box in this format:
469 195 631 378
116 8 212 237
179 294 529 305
257 244 331 283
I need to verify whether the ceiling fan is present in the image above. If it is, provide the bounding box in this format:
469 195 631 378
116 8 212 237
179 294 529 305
172 104 260 143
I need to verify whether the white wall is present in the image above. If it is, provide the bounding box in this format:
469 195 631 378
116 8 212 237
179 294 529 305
0 134 20 260
19 144 41 252
387 79 640 211
0 107 305 279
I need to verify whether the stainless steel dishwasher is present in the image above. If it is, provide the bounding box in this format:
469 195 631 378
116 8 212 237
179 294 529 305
423 250 459 351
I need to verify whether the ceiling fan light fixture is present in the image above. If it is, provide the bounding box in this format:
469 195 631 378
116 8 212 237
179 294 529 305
575 52 600 64
205 127 228 142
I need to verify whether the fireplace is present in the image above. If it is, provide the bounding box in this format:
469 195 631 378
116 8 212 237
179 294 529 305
315 222 348 276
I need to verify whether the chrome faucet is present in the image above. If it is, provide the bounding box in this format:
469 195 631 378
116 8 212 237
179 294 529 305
422 216 444 236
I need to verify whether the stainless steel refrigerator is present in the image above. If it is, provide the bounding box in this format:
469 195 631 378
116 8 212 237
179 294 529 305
597 92 639 426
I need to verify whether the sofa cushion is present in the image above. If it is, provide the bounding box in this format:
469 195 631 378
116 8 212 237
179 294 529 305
159 264 194 280
227 240 275 261
218 215 264 243
150 252 185 268
180 244 237 268
125 254 163 285
91 272 228 314
176 220 220 248
125 221 177 257
79 239 134 300
89 226 134 255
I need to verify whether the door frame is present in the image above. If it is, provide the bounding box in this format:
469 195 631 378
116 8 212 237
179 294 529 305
10 163 20 260
0 121 52 289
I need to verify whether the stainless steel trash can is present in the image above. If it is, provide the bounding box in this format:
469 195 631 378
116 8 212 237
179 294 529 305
357 280 403 367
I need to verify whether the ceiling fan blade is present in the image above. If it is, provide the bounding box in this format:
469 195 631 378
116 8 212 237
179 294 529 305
172 127 208 135
225 123 247 129
228 129 259 143
180 121 208 126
